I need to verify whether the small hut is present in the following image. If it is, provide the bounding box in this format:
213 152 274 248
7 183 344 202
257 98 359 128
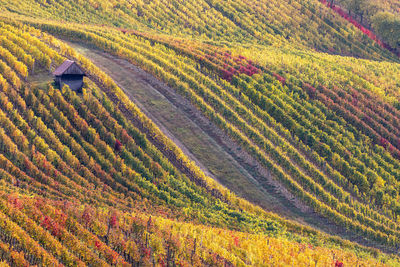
53 60 86 92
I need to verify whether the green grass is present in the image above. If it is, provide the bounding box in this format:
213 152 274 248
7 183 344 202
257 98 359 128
27 68 53 89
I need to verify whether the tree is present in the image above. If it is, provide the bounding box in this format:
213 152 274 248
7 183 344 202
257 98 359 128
372 12 400 50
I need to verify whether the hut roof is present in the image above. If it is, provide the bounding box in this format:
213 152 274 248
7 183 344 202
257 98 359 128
53 60 85 76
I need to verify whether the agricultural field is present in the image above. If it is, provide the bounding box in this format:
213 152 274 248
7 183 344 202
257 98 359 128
0 0 399 266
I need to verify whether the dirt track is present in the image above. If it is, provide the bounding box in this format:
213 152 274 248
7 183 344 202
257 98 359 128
69 42 389 251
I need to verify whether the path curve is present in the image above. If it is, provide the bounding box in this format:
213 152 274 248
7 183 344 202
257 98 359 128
69 42 386 251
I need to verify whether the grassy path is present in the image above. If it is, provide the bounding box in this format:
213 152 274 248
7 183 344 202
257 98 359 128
67 43 379 248
70 43 304 216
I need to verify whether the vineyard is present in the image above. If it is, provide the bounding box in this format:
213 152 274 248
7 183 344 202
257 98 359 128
0 0 399 266
1 0 400 60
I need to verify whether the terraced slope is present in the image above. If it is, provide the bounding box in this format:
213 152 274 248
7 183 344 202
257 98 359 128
0 0 398 61
13 18 400 250
71 41 391 246
0 0 399 265
0 19 396 266
68 45 291 216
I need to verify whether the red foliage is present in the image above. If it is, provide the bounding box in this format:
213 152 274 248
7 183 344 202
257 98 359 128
143 247 151 259
389 144 395 153
8 194 23 210
318 0 398 57
121 129 130 143
223 52 232 58
273 73 286 85
82 206 93 226
335 260 344 267
54 209 68 228
233 236 239 247
109 212 119 229
158 256 167 267
380 137 389 149
35 197 45 209
210 50 261 81
106 251 119 264
221 69 234 82
315 85 400 161
303 83 317 98
351 97 358 106
41 216 62 237
23 156 31 172
95 240 102 249
114 139 122 152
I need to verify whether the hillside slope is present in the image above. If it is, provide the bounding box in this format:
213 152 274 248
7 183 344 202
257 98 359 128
70 41 388 246
0 19 396 265
0 0 399 265
0 0 399 61
26 17 400 245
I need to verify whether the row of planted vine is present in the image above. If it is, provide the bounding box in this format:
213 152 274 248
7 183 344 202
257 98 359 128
26 19 400 248
0 0 398 63
0 18 397 265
